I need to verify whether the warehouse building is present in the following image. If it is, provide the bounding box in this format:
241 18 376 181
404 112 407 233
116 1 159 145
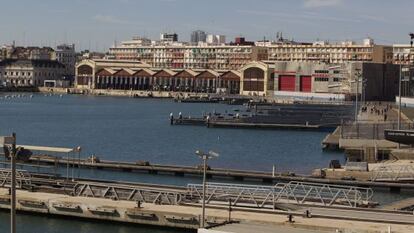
240 61 400 101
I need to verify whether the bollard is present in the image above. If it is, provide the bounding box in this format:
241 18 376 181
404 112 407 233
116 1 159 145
170 113 174 125
305 209 312 218
287 214 294 223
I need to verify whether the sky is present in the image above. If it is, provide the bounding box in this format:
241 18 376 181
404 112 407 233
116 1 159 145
0 0 413 51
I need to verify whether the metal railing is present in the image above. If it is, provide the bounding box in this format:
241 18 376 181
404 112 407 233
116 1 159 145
0 168 32 188
73 182 185 205
187 182 373 208
370 164 414 181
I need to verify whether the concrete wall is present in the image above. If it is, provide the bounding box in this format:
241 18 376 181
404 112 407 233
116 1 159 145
362 63 399 101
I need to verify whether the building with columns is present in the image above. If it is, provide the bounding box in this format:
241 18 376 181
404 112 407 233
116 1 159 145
75 59 151 89
75 59 241 94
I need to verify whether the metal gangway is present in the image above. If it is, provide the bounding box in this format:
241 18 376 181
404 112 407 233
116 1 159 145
370 164 414 181
0 168 32 188
73 182 185 205
187 181 374 208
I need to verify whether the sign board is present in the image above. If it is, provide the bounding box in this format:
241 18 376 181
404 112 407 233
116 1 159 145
384 129 414 145
0 136 15 145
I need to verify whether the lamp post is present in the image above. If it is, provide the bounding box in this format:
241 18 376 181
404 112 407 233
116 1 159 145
399 64 403 130
77 146 82 178
354 69 362 123
1 133 17 233
195 150 219 228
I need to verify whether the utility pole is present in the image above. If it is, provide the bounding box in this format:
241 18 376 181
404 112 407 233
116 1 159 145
355 69 361 123
0 134 16 233
10 133 17 233
398 64 402 130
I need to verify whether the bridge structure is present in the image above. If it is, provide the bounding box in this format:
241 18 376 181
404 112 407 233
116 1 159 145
187 182 374 208
0 168 378 208
0 168 32 188
370 164 414 181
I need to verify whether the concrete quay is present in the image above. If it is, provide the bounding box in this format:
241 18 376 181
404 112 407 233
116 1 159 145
37 87 216 99
1 188 414 233
381 197 414 211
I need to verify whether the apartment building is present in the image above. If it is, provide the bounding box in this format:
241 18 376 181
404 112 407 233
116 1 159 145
109 39 268 70
109 37 395 73
393 44 414 65
56 44 76 77
0 45 56 60
191 30 207 44
265 40 393 64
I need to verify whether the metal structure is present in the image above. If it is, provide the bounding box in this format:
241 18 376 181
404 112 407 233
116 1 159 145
195 150 219 228
188 182 373 208
1 134 17 233
73 182 185 205
0 168 32 188
370 164 414 181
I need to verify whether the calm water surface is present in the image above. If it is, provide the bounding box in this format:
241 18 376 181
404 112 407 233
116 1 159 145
1 93 409 233
0 94 343 174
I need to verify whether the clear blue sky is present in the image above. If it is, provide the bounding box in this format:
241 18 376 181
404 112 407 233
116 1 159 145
0 0 413 51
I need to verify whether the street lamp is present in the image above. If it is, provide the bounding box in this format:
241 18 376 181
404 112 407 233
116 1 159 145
1 133 17 233
352 69 362 123
76 146 82 178
195 150 219 228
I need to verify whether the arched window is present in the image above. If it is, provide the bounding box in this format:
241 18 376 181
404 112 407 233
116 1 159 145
243 67 264 92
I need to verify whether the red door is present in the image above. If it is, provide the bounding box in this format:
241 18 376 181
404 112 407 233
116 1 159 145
279 75 296 91
300 76 312 92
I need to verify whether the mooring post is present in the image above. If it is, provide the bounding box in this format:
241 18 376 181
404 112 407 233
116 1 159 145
11 133 16 233
228 199 232 222
170 112 174 125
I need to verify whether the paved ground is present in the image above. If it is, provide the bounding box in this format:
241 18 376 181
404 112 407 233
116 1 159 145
204 222 327 233
1 188 414 233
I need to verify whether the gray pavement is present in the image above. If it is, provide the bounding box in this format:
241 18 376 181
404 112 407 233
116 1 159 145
204 222 328 233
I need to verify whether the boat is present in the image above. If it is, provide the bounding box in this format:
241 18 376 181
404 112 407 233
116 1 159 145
384 129 414 145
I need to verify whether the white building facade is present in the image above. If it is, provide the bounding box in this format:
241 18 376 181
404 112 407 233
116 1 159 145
0 59 65 87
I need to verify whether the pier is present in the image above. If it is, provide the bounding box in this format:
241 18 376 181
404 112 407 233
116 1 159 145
0 183 414 232
19 154 414 191
0 167 414 232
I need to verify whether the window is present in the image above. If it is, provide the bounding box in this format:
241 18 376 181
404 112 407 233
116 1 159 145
315 77 329 82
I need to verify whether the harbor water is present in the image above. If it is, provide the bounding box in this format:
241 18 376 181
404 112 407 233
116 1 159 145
0 93 411 233
0 94 343 174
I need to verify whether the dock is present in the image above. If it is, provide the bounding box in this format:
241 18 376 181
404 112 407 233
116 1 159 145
23 155 414 191
207 120 324 130
172 117 335 131
1 187 414 233
380 197 414 211
321 126 341 150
